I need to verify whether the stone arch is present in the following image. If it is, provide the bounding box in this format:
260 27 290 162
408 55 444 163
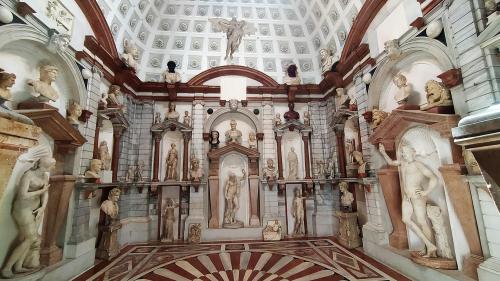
367 37 456 110
188 65 279 87
0 24 88 105
204 107 263 135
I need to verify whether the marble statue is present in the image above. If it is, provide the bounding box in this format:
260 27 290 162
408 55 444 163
223 169 246 228
287 147 299 180
371 109 389 130
27 64 59 102
164 61 181 83
161 198 179 243
320 48 338 75
1 156 55 278
225 119 242 144
165 102 180 121
422 80 452 109
262 159 277 184
336 88 349 109
379 143 440 258
85 159 102 179
98 141 112 171
393 73 411 105
284 102 300 122
190 157 204 181
427 205 453 259
125 166 134 182
229 99 238 111
101 188 120 220
274 113 282 127
352 151 367 176
339 182 354 210
99 93 108 109
209 130 220 150
348 91 358 111
121 39 139 70
0 68 16 105
183 111 191 127
384 39 402 60
248 132 257 149
263 220 282 241
292 188 305 236
154 112 161 124
315 160 325 179
134 160 144 182
107 85 121 106
283 64 301 85
303 111 310 126
67 102 82 125
188 223 201 244
209 17 257 60
165 144 178 181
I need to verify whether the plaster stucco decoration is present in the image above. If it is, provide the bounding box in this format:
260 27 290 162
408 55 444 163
96 0 366 83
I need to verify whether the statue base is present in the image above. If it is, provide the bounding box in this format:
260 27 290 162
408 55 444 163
410 251 457 269
223 221 244 229
96 222 122 261
0 268 46 281
421 104 454 114
397 104 420 110
336 211 361 249
17 100 56 110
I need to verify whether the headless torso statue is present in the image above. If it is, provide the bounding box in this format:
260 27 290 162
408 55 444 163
223 169 246 228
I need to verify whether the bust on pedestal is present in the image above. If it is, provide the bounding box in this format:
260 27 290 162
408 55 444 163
336 182 361 249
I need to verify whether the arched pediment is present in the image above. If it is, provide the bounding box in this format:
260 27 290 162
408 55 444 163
151 119 192 136
208 143 260 160
187 65 279 88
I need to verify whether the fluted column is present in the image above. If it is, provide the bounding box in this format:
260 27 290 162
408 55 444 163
152 133 161 182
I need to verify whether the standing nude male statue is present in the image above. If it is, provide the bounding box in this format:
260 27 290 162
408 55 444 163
223 169 246 228
379 143 438 257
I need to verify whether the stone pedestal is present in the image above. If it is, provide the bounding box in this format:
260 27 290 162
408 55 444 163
40 175 77 266
96 221 122 261
0 116 40 201
377 167 408 250
439 164 483 279
208 176 220 228
183 185 206 240
335 211 361 249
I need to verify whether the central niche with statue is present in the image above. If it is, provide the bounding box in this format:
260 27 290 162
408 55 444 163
207 118 261 230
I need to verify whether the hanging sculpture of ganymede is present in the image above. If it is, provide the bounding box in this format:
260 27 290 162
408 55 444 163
209 17 257 60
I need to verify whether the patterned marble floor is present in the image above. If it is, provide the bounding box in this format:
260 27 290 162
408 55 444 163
74 238 411 281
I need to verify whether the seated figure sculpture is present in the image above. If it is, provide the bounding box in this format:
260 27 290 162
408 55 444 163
225 119 242 144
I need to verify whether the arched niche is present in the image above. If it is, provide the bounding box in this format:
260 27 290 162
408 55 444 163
160 131 185 182
282 131 305 180
0 24 87 115
204 108 262 136
368 37 456 111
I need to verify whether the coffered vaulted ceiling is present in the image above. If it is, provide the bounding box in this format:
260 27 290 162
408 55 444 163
97 0 366 84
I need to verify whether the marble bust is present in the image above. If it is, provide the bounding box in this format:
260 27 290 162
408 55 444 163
262 159 277 184
101 188 121 220
320 48 338 75
292 188 305 236
284 102 300 122
85 159 103 178
339 182 354 210
393 73 411 105
107 85 121 106
190 157 204 181
121 39 139 70
67 102 82 125
27 64 59 102
165 102 180 121
164 61 181 83
225 119 242 144
385 39 402 60
0 68 16 104
209 130 220 150
248 131 257 149
1 156 55 278
283 64 301 85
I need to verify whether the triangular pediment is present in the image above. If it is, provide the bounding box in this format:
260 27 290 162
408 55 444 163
275 119 310 132
208 142 260 159
368 109 459 152
151 119 192 133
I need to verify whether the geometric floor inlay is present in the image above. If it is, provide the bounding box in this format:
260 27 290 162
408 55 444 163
73 237 412 281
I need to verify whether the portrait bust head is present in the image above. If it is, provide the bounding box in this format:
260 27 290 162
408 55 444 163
39 64 59 83
167 61 177 73
0 68 16 101
287 64 298 78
